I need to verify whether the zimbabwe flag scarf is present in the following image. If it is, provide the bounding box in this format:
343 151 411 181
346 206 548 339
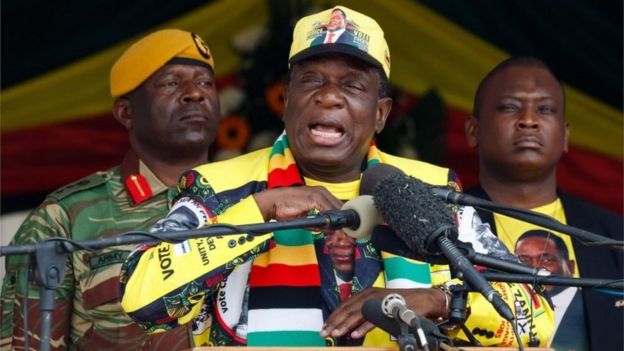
245 133 435 346
245 133 380 346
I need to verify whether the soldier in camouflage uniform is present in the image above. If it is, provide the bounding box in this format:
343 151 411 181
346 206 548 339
0 29 220 350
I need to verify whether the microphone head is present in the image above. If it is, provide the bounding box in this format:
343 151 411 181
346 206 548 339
361 164 405 196
361 298 402 337
342 195 383 239
381 293 406 318
373 174 456 254
363 297 450 346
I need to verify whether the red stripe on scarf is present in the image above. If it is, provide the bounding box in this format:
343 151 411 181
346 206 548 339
249 264 321 287
267 163 302 189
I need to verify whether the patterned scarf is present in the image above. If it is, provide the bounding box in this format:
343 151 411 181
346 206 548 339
245 133 435 346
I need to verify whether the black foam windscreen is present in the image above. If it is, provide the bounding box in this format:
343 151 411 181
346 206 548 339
371 225 449 264
372 173 455 254
360 163 405 196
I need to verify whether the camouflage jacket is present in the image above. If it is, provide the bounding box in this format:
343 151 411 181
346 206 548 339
0 153 193 350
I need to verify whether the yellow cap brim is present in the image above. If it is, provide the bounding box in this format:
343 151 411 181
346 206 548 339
110 29 214 97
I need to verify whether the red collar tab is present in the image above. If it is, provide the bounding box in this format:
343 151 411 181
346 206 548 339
124 174 153 205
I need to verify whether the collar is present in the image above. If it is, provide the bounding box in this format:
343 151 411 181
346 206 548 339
120 151 168 205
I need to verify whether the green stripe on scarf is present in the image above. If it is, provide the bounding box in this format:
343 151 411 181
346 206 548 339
248 331 326 346
383 256 432 284
269 133 287 157
273 229 315 246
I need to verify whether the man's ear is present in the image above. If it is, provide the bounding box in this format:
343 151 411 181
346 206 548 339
465 115 479 148
112 97 132 130
375 97 392 134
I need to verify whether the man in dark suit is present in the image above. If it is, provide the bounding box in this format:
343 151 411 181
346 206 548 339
464 55 623 351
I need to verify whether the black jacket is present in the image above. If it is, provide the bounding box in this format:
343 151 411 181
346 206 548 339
466 185 623 351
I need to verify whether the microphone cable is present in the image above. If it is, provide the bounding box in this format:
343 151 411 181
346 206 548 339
528 274 542 347
526 231 553 347
411 314 430 351
119 223 264 241
472 204 623 248
595 281 624 296
511 319 526 351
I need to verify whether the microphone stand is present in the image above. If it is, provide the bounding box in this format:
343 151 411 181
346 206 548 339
0 209 357 257
445 242 623 290
445 284 481 347
30 241 68 351
394 308 419 351
455 242 549 276
481 272 624 290
0 210 358 351
426 225 515 322
433 189 623 249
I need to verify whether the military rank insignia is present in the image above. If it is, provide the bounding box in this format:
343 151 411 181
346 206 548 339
125 174 153 204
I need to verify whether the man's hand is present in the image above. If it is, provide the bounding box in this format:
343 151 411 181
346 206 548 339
253 186 343 221
320 287 447 339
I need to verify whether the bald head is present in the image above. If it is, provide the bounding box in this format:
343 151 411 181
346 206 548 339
464 55 570 188
473 56 565 118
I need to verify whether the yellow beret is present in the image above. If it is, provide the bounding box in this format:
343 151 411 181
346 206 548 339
110 29 214 97
289 6 390 79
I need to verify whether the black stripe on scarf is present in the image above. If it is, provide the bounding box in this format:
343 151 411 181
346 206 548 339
248 286 323 309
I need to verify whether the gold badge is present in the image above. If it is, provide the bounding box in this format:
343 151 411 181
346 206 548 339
192 33 211 59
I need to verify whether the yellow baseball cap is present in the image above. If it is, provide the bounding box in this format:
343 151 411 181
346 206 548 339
289 6 390 79
110 29 214 97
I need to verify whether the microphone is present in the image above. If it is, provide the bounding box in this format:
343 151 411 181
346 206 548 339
358 164 545 271
381 293 418 327
374 174 514 321
381 294 429 350
339 164 412 239
360 163 404 196
363 298 422 351
363 297 449 349
361 298 403 337
340 164 413 239
343 163 408 238
341 195 383 239
371 171 515 322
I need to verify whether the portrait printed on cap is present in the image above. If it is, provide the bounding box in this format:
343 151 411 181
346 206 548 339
307 8 370 51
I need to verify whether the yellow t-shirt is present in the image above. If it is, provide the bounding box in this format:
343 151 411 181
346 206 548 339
304 177 359 200
493 199 580 277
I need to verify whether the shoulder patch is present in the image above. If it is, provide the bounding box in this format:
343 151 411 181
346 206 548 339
48 171 111 201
